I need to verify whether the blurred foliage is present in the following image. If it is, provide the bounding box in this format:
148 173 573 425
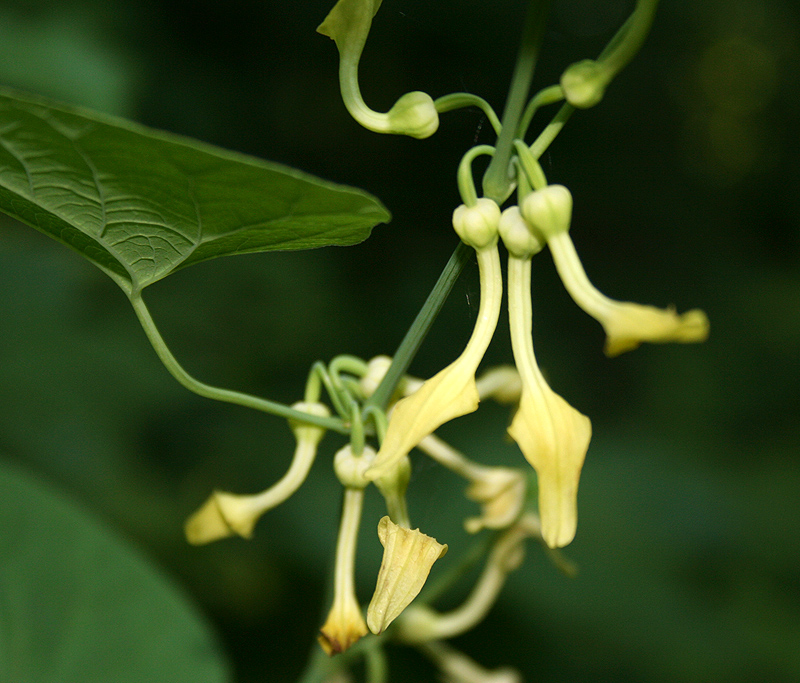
0 0 798 681
0 461 230 682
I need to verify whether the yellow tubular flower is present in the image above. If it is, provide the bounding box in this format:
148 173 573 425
318 489 369 655
317 0 438 138
521 185 709 357
366 200 502 481
506 254 591 549
318 445 375 654
475 365 522 405
366 516 447 635
547 231 710 356
184 402 329 545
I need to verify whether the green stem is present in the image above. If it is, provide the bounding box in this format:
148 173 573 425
517 84 565 139
457 145 496 206
364 241 473 413
434 93 502 135
130 294 347 433
482 0 551 202
600 0 659 74
364 639 389 683
514 139 548 190
528 101 575 160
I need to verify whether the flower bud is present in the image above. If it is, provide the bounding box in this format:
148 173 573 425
386 91 439 139
318 0 438 138
520 185 573 242
288 401 331 445
560 59 609 109
452 198 501 250
334 444 377 489
367 517 447 634
498 205 543 259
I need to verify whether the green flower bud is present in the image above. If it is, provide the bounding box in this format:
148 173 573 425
520 185 573 242
560 59 609 109
452 198 501 250
386 91 439 139
318 0 438 138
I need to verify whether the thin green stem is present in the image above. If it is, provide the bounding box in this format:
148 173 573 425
308 361 350 418
529 101 575 160
364 241 473 413
457 145 496 207
514 139 548 190
434 93 502 135
130 294 347 433
600 0 659 74
364 642 388 683
517 84 565 139
482 0 551 203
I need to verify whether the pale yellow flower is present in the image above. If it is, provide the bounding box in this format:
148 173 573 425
508 382 591 549
184 402 329 544
475 365 522 405
416 434 526 534
463 468 527 534
319 445 375 655
521 185 709 356
419 641 522 683
506 252 591 548
366 517 447 634
366 222 502 481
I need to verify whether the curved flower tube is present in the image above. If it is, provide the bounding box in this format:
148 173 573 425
506 254 591 548
318 444 376 654
184 402 329 544
366 242 502 481
521 185 709 356
396 514 541 643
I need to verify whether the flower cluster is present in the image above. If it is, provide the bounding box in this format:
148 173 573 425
182 1 708 679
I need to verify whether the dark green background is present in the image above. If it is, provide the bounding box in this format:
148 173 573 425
1 0 798 681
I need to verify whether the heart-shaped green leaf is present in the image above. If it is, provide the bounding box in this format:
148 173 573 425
0 88 390 297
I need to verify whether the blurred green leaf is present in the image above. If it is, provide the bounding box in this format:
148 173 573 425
0 460 232 683
0 87 390 297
